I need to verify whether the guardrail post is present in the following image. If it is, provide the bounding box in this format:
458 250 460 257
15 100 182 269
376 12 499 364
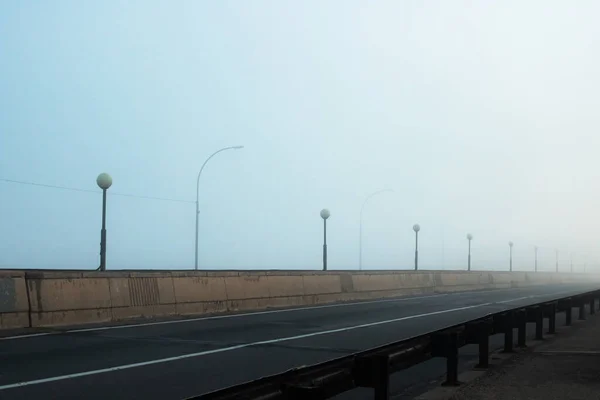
443 332 459 386
517 309 527 348
535 307 543 340
476 324 489 368
579 298 586 320
547 303 556 334
434 331 461 387
373 354 390 400
565 299 572 326
503 312 514 353
355 354 391 400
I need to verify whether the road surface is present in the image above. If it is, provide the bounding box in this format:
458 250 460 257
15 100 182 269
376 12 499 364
0 283 597 400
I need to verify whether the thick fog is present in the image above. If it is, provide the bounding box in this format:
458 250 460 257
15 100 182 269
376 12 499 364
1 1 599 271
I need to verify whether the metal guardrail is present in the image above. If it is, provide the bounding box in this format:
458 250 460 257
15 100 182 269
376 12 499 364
188 289 600 400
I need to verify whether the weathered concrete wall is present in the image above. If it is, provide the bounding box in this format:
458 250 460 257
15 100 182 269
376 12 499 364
0 270 29 329
0 269 597 329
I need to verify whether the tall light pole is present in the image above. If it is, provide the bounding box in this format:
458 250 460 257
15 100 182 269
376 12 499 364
555 249 559 272
534 246 538 272
194 145 244 270
413 224 420 271
96 173 113 271
359 189 393 270
320 209 331 271
570 252 574 273
467 233 473 271
509 241 513 272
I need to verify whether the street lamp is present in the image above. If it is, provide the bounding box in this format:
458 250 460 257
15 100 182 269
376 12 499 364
466 233 473 271
534 246 538 272
413 224 420 271
320 209 331 271
570 253 574 273
359 189 393 270
509 242 513 272
194 145 244 270
96 173 112 271
555 249 559 272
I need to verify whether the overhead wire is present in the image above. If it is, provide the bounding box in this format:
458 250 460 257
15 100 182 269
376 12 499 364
0 178 195 204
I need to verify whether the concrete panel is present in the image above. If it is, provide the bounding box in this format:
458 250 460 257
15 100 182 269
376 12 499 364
128 277 160 306
437 284 490 293
175 301 228 316
340 273 354 293
0 312 29 329
157 277 176 304
28 278 111 312
352 273 433 293
111 304 176 321
303 275 342 295
0 270 25 278
227 299 261 312
224 276 271 300
255 295 305 309
0 278 23 313
202 300 229 314
398 272 435 289
172 276 228 303
31 309 112 327
438 272 482 287
267 276 305 297
109 278 131 308
352 274 398 292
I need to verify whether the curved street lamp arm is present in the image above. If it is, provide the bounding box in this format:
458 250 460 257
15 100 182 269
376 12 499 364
196 146 243 206
360 189 394 219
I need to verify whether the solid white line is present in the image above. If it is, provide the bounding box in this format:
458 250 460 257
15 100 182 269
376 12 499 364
495 289 584 304
0 333 53 340
0 293 450 340
496 296 533 304
0 302 491 391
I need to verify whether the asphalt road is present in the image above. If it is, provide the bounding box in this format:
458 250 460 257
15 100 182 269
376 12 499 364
0 283 598 400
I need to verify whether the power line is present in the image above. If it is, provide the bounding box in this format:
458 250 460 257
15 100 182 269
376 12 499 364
0 178 195 204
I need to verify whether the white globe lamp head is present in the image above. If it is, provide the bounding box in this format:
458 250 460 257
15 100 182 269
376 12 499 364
467 233 473 241
96 173 113 190
320 209 330 220
413 224 421 232
509 241 514 247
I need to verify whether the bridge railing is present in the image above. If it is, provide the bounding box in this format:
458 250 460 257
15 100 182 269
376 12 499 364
188 289 600 400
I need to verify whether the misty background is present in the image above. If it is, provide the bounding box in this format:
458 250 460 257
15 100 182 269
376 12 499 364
1 1 599 271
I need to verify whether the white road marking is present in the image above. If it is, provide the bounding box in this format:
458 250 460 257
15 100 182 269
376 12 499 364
496 296 533 304
0 333 53 340
495 289 581 304
0 302 491 391
0 293 450 340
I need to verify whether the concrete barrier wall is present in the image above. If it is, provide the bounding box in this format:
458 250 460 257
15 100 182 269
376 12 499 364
0 271 29 329
1 269 598 329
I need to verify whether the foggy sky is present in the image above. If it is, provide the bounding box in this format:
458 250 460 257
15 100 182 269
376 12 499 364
2 1 599 271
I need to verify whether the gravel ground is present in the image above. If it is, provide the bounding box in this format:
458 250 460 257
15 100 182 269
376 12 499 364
448 311 600 400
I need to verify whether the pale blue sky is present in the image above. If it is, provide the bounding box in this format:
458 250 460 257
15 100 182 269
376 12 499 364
2 1 600 271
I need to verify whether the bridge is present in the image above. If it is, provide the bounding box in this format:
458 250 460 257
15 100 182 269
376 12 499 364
0 269 597 399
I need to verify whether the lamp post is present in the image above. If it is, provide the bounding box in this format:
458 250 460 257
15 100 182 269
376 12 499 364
467 234 473 271
555 249 559 272
359 189 393 270
534 246 538 272
413 224 420 271
320 209 331 271
194 145 244 270
509 241 513 272
96 173 112 271
570 253 574 273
